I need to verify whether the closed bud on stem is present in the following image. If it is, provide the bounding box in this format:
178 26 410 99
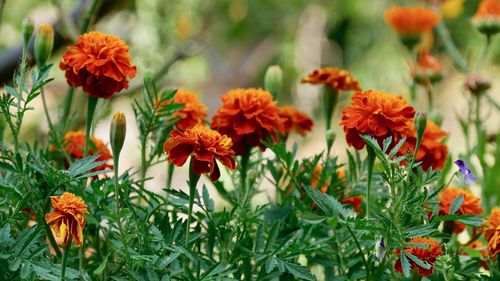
464 73 491 96
34 24 54 67
21 18 34 47
414 111 427 142
264 65 283 98
110 112 126 158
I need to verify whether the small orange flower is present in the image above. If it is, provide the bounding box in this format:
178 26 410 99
211 88 285 155
340 90 416 150
157 89 208 131
394 237 443 276
410 51 444 86
385 7 441 35
63 131 113 171
60 31 137 99
301 67 361 92
45 192 89 246
278 105 313 136
483 207 500 259
164 125 236 181
398 121 448 170
438 187 483 234
474 0 500 19
473 0 500 36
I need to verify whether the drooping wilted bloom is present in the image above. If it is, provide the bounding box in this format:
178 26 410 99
376 238 387 262
455 160 477 185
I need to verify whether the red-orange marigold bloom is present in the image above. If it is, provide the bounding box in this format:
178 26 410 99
483 207 500 259
385 7 441 35
45 192 89 246
60 31 137 99
474 0 500 19
63 131 113 171
278 105 313 136
394 237 443 276
301 67 361 92
211 88 285 155
157 89 208 131
438 187 483 234
164 125 236 181
398 120 448 170
410 51 444 85
340 90 416 150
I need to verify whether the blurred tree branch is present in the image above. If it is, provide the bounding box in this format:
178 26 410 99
0 0 131 84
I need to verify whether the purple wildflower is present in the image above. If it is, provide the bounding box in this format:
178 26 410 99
455 160 476 186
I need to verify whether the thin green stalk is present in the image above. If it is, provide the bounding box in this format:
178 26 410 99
240 148 251 194
409 80 417 104
474 36 492 72
186 158 200 245
61 87 74 130
323 87 338 155
0 0 5 28
435 21 469 73
113 154 130 263
83 96 98 157
366 146 375 218
166 162 174 189
60 239 72 281
426 88 433 113
345 224 370 280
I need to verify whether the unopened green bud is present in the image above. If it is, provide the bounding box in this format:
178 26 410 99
110 112 126 157
264 65 283 98
21 18 34 47
414 112 427 140
34 24 54 67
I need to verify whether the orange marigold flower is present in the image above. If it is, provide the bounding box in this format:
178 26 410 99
157 89 208 131
342 196 363 214
398 121 448 170
394 237 443 276
60 31 137 99
473 0 500 36
474 0 500 19
278 105 313 136
438 187 483 234
211 88 285 155
483 207 500 259
301 67 361 92
63 131 113 171
410 51 444 86
340 90 416 150
45 192 89 246
385 7 441 35
164 125 236 181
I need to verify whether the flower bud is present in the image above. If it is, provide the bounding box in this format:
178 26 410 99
464 73 491 96
34 24 54 67
264 65 283 98
21 18 34 47
414 111 427 141
110 112 126 157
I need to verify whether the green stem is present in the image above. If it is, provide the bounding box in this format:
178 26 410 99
113 154 130 263
409 80 417 105
83 96 98 157
366 146 375 218
345 223 370 279
61 87 74 131
166 162 174 190
474 36 492 72
60 239 72 281
240 148 251 194
0 0 5 28
79 0 103 34
186 158 200 245
323 87 338 155
435 21 469 73
426 88 433 113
